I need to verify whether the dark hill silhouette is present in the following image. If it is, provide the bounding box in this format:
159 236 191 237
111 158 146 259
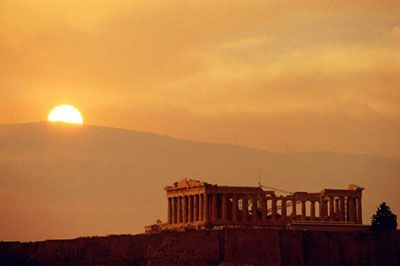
0 122 399 241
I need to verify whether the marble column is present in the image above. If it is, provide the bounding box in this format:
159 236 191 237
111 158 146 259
177 196 182 223
325 200 329 220
352 197 357 222
282 198 287 223
252 194 259 223
242 194 248 223
212 193 218 222
320 198 326 220
292 198 297 219
204 193 209 222
301 200 306 220
261 195 267 223
232 194 238 223
310 201 316 220
222 193 228 222
172 197 177 223
272 197 277 223
340 197 345 221
329 197 335 221
168 197 172 224
357 197 362 224
193 194 199 222
199 194 204 221
335 199 340 220
348 197 355 222
188 195 193 222
183 196 188 223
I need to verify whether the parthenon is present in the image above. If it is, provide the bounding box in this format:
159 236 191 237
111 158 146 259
146 179 365 232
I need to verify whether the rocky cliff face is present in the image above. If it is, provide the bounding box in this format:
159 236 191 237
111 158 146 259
1 229 399 265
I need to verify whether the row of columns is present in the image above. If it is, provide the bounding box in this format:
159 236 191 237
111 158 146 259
168 194 207 224
319 196 362 223
168 193 362 225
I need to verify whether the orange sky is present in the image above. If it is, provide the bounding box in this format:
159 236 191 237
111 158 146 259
1 0 399 157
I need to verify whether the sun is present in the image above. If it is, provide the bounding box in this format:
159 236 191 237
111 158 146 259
48 105 84 124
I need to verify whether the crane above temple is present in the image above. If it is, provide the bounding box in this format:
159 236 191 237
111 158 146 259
145 178 366 233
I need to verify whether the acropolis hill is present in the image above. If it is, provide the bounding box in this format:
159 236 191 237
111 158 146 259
1 179 399 266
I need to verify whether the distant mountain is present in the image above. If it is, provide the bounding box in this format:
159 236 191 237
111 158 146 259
1 122 399 241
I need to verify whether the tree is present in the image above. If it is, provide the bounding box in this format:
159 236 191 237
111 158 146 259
371 202 397 231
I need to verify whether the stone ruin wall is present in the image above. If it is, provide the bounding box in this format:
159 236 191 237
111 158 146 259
161 179 365 232
1 229 399 265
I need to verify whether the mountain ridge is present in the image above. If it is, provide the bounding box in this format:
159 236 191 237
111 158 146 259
1 122 399 241
2 122 397 160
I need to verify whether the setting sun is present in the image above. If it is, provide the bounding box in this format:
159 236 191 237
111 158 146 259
48 105 83 124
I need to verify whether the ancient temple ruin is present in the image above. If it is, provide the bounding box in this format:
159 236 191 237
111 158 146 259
145 179 365 232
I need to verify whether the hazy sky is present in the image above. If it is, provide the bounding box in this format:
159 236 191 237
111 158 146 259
1 0 399 157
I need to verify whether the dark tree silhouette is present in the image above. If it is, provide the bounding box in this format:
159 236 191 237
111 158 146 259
371 202 397 231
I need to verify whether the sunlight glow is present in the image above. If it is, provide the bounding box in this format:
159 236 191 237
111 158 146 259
48 105 83 124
